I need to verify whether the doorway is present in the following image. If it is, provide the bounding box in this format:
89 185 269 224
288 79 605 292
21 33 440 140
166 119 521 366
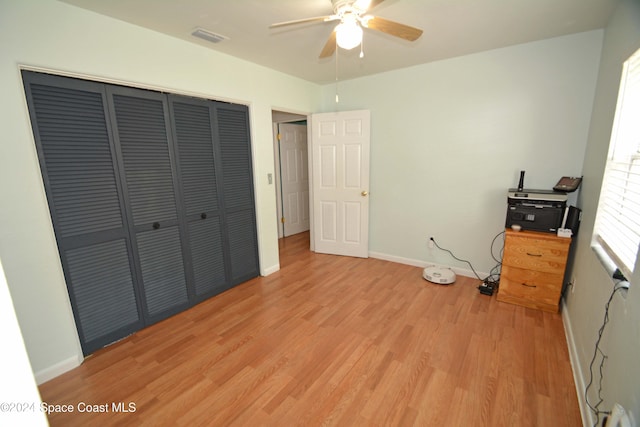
272 109 371 263
272 110 309 239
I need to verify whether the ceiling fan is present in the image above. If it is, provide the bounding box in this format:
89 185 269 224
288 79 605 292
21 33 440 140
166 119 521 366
269 0 423 58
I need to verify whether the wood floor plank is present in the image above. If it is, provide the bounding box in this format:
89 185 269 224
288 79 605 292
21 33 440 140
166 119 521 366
38 231 582 426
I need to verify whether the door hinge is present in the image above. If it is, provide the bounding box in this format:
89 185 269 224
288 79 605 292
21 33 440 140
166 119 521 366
277 133 281 141
281 217 285 223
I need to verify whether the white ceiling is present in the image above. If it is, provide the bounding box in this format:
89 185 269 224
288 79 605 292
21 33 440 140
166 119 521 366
58 0 617 84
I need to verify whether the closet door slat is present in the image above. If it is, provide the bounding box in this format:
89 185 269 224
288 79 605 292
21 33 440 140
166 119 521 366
217 107 255 209
188 217 227 296
227 210 260 282
136 227 188 315
66 240 139 343
112 94 179 225
31 84 124 237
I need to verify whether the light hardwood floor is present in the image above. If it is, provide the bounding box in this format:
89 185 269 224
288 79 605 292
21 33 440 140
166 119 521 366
39 232 582 426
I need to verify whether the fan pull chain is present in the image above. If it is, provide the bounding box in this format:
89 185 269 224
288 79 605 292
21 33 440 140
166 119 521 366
335 38 339 104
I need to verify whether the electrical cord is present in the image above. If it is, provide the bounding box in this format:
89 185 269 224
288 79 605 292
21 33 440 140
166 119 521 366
485 231 505 286
584 280 627 427
430 237 483 280
430 231 504 287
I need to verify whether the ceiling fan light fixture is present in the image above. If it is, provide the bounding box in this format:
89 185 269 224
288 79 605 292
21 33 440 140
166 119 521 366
336 20 363 50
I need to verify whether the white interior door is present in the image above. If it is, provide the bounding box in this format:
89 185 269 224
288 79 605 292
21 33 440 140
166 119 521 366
279 122 310 237
311 110 370 258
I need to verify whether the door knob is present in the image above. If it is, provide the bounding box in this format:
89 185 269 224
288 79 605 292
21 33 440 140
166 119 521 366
361 191 368 197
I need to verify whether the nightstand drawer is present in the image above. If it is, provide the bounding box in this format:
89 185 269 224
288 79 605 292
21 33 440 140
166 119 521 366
498 265 563 311
502 234 569 274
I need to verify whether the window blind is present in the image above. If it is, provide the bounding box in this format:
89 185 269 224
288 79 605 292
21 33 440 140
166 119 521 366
593 47 640 279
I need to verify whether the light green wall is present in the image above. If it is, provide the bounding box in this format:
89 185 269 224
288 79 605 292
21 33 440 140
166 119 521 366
0 0 321 381
565 0 640 424
319 31 603 277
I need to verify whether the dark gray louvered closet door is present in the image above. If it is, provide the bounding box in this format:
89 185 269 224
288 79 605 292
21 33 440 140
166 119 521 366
107 87 190 320
22 72 143 355
23 71 260 356
214 103 259 283
169 97 229 300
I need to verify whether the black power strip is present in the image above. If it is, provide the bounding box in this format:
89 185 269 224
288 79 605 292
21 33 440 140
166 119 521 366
478 281 496 296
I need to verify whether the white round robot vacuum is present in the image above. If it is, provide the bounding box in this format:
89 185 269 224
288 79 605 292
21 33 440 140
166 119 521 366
422 266 456 285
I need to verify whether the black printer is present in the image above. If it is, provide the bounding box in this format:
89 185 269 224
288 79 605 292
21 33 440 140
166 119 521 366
505 189 567 233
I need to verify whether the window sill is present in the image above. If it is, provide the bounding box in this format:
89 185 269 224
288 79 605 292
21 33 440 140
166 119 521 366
591 243 631 293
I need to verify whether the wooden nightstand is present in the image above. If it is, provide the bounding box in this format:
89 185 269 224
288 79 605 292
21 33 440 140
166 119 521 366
497 229 571 312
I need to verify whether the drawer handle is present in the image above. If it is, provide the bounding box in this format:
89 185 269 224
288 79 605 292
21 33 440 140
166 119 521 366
526 252 542 257
521 282 537 288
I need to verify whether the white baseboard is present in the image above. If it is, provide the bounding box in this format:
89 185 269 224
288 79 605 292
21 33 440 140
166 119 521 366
561 300 591 427
368 251 487 281
261 263 280 276
34 354 83 385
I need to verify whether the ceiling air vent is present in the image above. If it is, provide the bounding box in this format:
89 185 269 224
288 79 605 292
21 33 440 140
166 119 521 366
191 28 228 44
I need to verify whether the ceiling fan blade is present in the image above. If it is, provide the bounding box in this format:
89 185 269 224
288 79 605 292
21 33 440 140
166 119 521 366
364 16 423 41
269 15 332 28
319 30 337 59
367 0 387 10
